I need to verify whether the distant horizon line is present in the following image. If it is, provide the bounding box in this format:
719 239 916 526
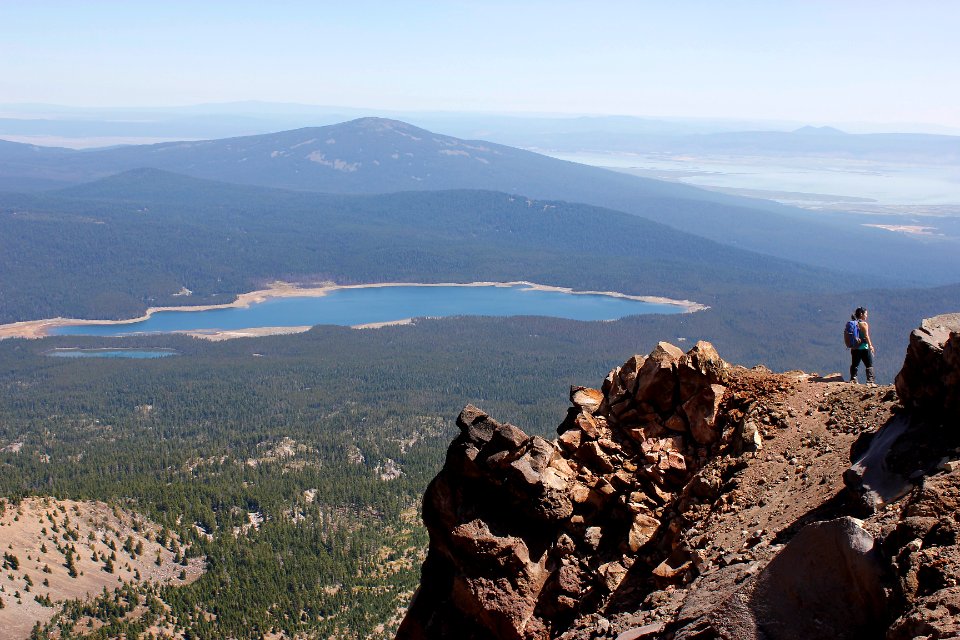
1 101 958 136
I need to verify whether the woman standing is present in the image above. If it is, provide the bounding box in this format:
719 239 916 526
849 307 876 386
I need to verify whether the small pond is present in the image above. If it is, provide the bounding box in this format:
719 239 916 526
46 348 180 359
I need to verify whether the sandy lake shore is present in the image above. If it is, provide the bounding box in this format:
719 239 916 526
0 280 708 341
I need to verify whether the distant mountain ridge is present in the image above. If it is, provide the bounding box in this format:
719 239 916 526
1 118 958 286
0 117 721 200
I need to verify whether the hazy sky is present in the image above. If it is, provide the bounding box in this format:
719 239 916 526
2 1 958 128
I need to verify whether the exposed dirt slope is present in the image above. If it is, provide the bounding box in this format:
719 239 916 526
0 498 202 639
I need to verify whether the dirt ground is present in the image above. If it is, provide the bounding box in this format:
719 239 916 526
0 498 203 639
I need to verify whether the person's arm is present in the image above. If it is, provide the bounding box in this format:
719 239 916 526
862 321 875 352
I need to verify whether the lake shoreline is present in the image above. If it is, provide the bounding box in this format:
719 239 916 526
0 280 708 341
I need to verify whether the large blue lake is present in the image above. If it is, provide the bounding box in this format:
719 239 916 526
51 284 689 337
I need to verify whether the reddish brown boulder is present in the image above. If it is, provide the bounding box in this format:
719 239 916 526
446 519 551 640
895 313 960 417
627 513 660 552
634 342 684 415
681 384 726 445
677 341 726 402
571 386 604 415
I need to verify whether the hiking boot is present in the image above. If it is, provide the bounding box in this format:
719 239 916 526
866 367 876 386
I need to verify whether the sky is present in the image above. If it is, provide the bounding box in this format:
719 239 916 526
2 1 958 129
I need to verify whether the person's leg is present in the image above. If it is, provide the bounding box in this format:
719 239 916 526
850 350 862 382
864 349 875 385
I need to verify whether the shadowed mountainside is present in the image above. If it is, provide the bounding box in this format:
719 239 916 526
0 168 848 325
1 118 958 285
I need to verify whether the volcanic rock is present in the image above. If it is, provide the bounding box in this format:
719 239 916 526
400 315 960 640
895 312 960 417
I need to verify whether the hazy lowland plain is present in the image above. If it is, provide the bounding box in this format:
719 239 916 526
1 108 958 637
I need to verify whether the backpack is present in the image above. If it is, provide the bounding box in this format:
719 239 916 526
843 320 861 348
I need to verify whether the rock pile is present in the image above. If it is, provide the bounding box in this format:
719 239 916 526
398 314 960 640
398 341 734 639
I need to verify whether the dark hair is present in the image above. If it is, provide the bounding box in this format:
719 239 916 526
852 307 867 320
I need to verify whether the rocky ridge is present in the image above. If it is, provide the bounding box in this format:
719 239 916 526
398 313 960 639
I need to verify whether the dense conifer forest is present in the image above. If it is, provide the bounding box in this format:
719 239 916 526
1 318 639 637
2 163 957 638
2 289 959 636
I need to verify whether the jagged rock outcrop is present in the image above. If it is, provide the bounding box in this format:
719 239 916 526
399 314 960 640
398 341 731 639
847 313 960 511
894 313 960 418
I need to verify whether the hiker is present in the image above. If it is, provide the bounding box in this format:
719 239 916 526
847 307 875 385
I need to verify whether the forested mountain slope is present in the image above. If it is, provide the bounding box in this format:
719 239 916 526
0 169 847 324
1 119 956 285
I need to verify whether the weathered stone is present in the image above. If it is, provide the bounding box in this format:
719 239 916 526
681 384 726 445
652 555 694 587
577 441 616 473
641 435 684 458
616 622 666 640
549 455 575 477
576 411 601 440
688 469 722 499
677 341 726 402
665 451 687 473
456 404 498 445
597 438 622 456
605 368 628 403
435 518 552 640
401 321 960 640
641 478 672 505
489 422 528 452
594 477 616 497
599 560 629 591
571 386 605 414
608 468 633 489
584 526 603 550
616 354 646 394
664 412 688 433
895 313 960 418
634 342 684 416
571 482 591 504
507 455 542 486
540 466 570 492
593 414 610 432
528 436 556 467
628 513 661 552
888 586 960 640
625 421 668 446
556 563 584 594
484 449 515 469
844 413 914 510
736 419 763 454
602 367 618 395
558 427 582 452
555 533 576 555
